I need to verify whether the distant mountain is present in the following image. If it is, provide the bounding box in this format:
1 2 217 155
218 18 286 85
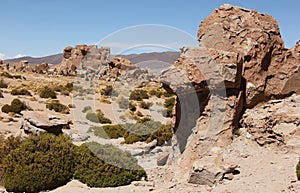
120 51 180 65
4 54 63 65
4 51 180 67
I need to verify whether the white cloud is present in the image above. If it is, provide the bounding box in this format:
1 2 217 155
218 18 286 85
13 54 25 58
0 53 5 60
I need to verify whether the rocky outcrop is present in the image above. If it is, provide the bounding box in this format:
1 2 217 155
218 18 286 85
12 60 29 72
55 45 110 76
34 62 49 74
20 111 71 135
240 94 300 146
198 4 300 107
159 4 300 187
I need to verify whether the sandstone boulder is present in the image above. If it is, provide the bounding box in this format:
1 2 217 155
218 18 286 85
198 4 300 107
20 111 71 135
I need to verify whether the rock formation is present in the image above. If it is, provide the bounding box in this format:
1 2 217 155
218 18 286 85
159 4 300 186
20 111 71 136
56 45 110 76
198 4 300 108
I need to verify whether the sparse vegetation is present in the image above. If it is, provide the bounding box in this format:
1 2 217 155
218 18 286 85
116 96 129 109
11 88 31 96
82 105 92 113
0 79 8 88
139 100 152 109
1 99 26 114
163 97 175 117
129 89 149 101
297 159 300 180
39 86 57 99
0 72 23 79
85 112 112 124
46 101 70 114
100 85 113 96
89 120 173 145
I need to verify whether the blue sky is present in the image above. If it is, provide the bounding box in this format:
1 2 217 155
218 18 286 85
0 0 299 59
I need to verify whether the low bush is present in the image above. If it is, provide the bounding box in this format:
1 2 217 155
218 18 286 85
0 79 8 88
116 96 129 109
11 88 31 96
39 86 57 99
46 101 70 114
89 120 173 146
100 85 113 96
3 134 77 193
146 124 173 146
163 97 176 117
0 136 22 185
86 112 112 124
82 105 92 113
139 100 152 109
0 72 23 79
74 143 146 188
297 159 300 180
129 89 149 101
1 99 26 114
1 134 147 192
101 124 126 139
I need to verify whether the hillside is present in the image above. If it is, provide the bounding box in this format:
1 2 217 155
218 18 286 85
4 51 180 67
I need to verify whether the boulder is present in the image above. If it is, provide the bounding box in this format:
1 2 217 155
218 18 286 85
188 156 238 186
20 111 71 135
240 94 300 146
198 4 300 107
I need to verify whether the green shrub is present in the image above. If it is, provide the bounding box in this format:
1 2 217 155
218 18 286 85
85 142 144 170
86 112 112 124
0 72 22 79
11 88 31 96
65 82 73 92
3 134 77 193
139 100 152 109
101 125 126 139
297 159 300 180
82 105 92 113
39 86 57 99
46 101 70 114
87 126 109 139
163 97 175 117
2 134 147 192
117 96 129 109
100 85 113 96
146 124 173 146
0 79 8 88
0 136 22 185
1 99 26 114
129 89 149 101
74 143 146 188
124 134 148 144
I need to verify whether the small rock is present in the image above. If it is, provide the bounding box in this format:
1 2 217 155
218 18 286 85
224 173 234 180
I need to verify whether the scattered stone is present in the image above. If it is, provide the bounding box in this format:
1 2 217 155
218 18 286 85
157 152 170 166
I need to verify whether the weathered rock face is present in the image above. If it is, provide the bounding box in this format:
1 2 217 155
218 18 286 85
34 62 49 74
12 60 29 72
56 45 110 76
198 4 300 107
160 4 300 187
240 94 300 147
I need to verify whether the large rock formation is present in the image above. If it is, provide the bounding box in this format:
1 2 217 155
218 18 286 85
198 4 300 107
160 4 300 186
56 45 110 75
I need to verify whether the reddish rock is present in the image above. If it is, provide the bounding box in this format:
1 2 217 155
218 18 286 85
198 4 300 107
